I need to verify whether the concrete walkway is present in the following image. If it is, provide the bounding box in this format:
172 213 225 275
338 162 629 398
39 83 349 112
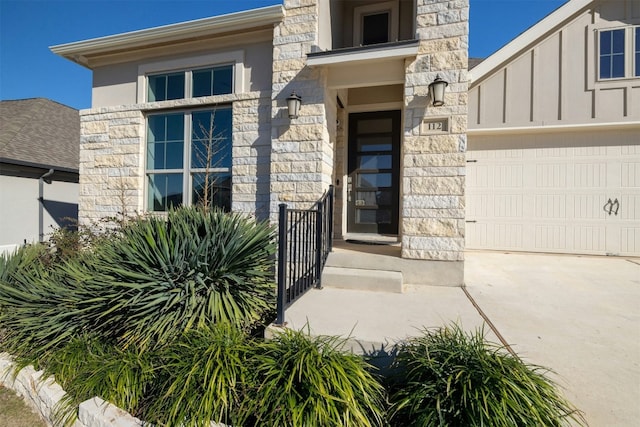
283 251 640 427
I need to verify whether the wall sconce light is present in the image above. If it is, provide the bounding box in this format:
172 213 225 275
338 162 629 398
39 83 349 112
286 91 302 119
428 75 448 107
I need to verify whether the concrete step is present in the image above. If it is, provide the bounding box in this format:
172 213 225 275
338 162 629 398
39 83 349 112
321 266 403 293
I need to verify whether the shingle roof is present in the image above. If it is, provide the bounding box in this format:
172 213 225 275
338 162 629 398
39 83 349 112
0 98 80 171
468 58 484 70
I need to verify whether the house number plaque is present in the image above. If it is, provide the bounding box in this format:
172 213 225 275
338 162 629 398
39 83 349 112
421 117 450 135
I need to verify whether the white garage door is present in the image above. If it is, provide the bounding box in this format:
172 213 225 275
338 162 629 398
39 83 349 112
466 129 640 256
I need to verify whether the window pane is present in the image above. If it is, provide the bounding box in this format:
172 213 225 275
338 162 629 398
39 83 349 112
356 190 392 206
193 69 213 98
213 65 233 95
147 114 184 170
362 12 389 45
612 54 625 78
357 118 392 134
357 136 393 152
600 31 612 55
356 208 391 224
191 109 232 169
357 173 392 188
192 173 231 211
147 75 164 102
147 173 183 211
600 56 611 79
192 65 233 97
612 29 625 53
148 73 184 101
358 154 392 169
166 74 185 100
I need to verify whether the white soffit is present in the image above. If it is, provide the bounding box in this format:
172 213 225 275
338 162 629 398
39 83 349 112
50 5 284 68
470 0 592 85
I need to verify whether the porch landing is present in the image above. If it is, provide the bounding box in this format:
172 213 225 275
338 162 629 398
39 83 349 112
269 240 477 352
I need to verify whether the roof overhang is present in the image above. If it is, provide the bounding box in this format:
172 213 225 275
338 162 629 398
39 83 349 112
470 0 593 86
50 5 284 69
307 40 419 89
307 39 420 67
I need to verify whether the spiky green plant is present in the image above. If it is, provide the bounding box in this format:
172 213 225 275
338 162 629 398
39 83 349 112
0 244 82 357
387 324 585 427
146 323 253 426
244 328 386 427
0 207 277 355
75 207 277 348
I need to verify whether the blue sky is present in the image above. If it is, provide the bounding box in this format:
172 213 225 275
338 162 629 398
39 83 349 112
0 0 567 110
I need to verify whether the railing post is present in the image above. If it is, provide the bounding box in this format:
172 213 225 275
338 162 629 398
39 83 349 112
315 200 323 289
328 185 334 253
276 203 288 325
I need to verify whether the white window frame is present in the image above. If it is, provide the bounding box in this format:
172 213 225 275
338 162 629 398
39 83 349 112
353 1 399 46
144 106 233 212
596 25 640 82
137 51 244 103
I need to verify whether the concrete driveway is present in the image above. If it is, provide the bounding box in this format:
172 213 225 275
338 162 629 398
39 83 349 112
285 250 640 426
464 251 640 427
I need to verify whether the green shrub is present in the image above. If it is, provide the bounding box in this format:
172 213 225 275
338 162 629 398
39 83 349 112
146 323 253 427
0 244 82 357
43 335 155 425
0 207 277 356
387 324 584 427
77 207 277 348
245 328 386 427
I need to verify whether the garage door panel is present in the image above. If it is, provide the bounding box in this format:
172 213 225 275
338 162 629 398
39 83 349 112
466 131 639 256
467 222 523 249
620 227 640 254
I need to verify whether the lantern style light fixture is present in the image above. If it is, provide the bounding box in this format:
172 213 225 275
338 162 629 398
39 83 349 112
286 91 302 119
428 75 448 107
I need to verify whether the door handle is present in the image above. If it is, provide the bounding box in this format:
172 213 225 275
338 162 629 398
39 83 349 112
611 198 619 216
603 198 613 215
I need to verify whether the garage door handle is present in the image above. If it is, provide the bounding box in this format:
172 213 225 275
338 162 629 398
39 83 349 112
603 199 613 215
612 198 619 216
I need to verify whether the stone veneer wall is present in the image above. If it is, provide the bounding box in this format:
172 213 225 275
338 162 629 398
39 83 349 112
269 0 334 221
78 92 271 225
401 0 468 261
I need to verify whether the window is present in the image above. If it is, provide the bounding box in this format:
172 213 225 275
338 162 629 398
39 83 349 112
146 107 232 212
362 12 390 45
597 26 640 80
599 29 625 79
146 64 233 102
353 1 398 46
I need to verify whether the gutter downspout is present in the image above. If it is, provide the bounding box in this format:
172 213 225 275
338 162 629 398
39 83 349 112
38 169 55 242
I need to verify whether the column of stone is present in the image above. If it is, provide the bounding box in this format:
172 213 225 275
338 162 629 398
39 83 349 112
79 107 144 227
270 0 332 220
232 95 272 220
402 0 469 261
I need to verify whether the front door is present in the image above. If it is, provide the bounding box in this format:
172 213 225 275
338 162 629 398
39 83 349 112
347 110 400 235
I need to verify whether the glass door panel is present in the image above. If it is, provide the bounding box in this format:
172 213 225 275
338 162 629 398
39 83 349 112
347 111 400 234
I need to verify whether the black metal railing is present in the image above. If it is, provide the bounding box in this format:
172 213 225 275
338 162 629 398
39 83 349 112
276 185 334 325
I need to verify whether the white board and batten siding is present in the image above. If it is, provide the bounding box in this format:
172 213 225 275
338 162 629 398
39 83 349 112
467 0 640 256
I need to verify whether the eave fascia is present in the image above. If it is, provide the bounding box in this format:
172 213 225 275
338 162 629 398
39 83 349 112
469 0 593 87
467 120 640 136
50 5 284 69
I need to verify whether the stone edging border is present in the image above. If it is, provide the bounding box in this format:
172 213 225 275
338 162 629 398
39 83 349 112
0 352 143 427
